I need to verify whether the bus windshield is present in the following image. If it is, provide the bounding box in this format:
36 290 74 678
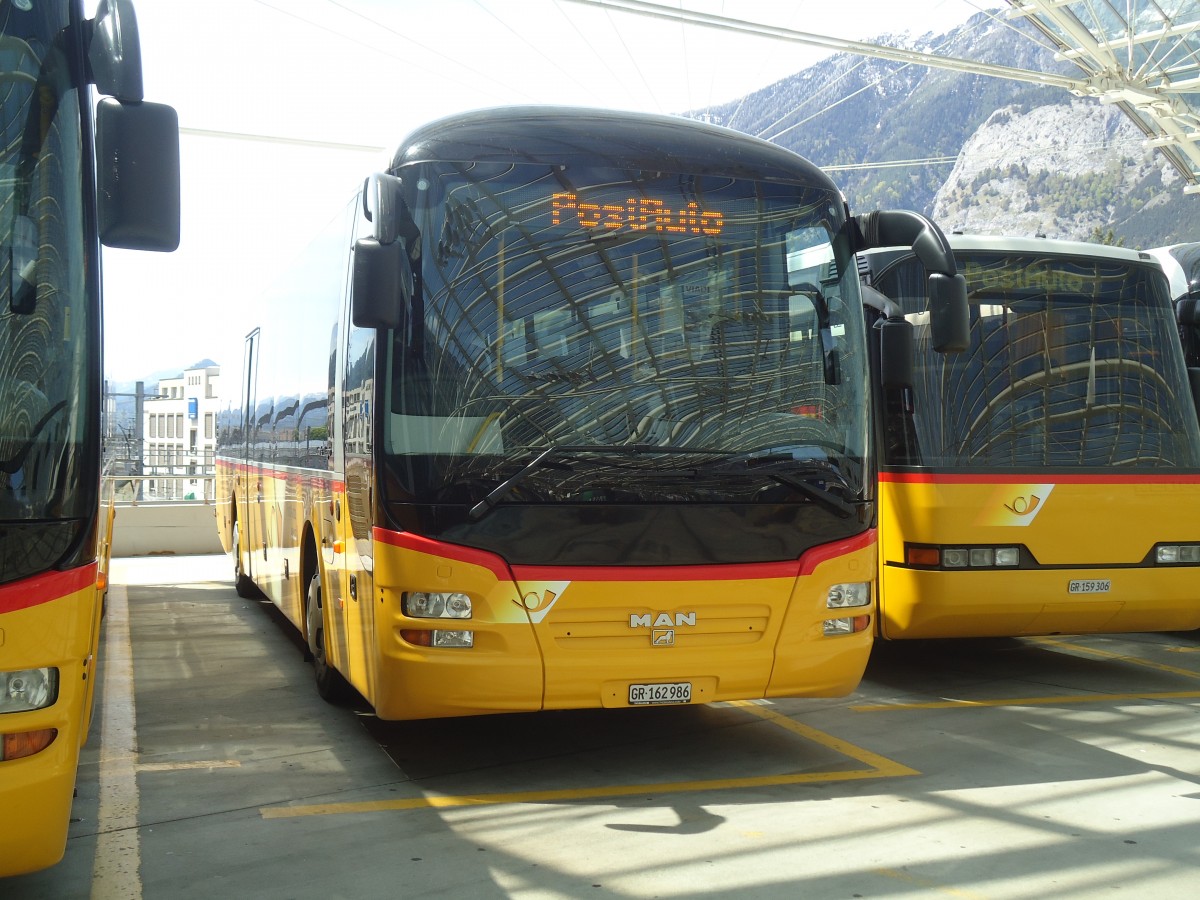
875 250 1200 469
382 160 867 510
1 2 93 581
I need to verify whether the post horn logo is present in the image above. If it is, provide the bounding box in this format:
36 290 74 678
976 484 1055 526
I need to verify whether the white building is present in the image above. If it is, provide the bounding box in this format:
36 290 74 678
142 360 221 500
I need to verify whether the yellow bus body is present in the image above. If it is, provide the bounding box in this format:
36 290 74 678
0 566 103 876
878 473 1200 639
217 466 874 721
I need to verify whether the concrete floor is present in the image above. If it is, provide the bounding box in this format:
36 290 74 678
6 553 1200 899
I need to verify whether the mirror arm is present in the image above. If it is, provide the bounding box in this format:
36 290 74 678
853 209 957 279
87 0 144 101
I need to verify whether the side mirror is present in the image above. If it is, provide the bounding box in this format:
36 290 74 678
363 173 419 248
363 173 402 244
88 0 144 101
1177 296 1200 327
95 97 180 251
853 209 970 353
353 173 420 328
352 237 410 329
878 316 914 389
927 272 969 353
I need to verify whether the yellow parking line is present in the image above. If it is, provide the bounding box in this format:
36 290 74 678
261 701 918 820
137 760 242 772
91 585 142 900
852 690 1200 713
727 700 918 776
1032 636 1200 679
874 867 988 899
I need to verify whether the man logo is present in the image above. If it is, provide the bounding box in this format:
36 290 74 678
652 630 675 646
630 612 697 628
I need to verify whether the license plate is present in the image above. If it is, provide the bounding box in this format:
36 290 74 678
1069 579 1111 594
628 682 691 705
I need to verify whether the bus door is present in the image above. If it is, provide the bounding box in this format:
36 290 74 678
325 304 380 698
240 328 264 585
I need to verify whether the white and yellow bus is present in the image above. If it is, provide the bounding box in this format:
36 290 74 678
0 0 179 876
860 235 1200 640
215 106 967 720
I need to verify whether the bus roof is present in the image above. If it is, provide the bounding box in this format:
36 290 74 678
859 233 1155 280
388 106 839 191
1146 243 1200 300
942 233 1150 263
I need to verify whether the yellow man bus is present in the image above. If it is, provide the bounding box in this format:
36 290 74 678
215 106 967 720
860 234 1200 640
0 0 179 876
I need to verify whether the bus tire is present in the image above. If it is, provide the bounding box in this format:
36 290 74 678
306 570 350 703
232 521 262 599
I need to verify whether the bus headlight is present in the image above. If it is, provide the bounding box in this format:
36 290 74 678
400 629 474 648
403 592 473 619
1156 544 1200 564
909 545 1021 569
824 582 871 636
826 582 870 609
994 547 1020 567
823 616 870 636
943 548 970 568
0 668 58 714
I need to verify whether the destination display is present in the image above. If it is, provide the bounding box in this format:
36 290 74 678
962 258 1106 296
551 191 725 236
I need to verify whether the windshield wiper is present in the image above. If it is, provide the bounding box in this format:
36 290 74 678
695 451 859 519
765 471 855 519
468 447 562 521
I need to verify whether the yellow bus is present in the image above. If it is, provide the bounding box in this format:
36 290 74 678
860 234 1200 640
215 106 967 720
0 0 179 877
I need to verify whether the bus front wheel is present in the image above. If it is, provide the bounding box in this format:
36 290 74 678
305 571 350 703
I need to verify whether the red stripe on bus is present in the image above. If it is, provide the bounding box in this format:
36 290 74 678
373 527 875 582
0 564 98 615
880 471 1200 485
514 529 875 581
214 459 342 492
373 528 511 579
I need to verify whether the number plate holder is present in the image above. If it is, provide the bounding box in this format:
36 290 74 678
628 682 691 705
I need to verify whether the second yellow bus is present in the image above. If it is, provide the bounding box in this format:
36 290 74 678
861 234 1200 639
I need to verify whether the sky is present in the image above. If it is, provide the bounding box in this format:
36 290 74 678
101 0 1003 383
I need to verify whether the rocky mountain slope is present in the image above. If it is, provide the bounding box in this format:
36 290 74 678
690 13 1196 247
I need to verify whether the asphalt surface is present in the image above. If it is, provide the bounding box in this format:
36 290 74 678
6 553 1200 899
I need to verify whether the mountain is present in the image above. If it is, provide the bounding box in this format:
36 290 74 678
688 13 1198 247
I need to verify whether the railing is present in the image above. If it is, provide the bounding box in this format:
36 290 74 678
102 474 224 557
102 473 217 505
